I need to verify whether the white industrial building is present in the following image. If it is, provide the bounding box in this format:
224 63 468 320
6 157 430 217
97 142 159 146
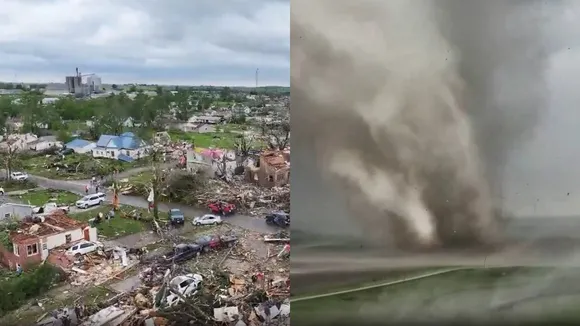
87 75 102 93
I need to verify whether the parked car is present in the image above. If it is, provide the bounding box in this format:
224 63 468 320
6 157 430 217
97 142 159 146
194 234 238 252
10 171 28 181
163 243 202 263
265 211 290 228
57 148 74 156
207 201 236 215
165 274 203 307
75 192 106 209
192 214 222 226
168 208 185 225
66 240 103 257
33 202 70 214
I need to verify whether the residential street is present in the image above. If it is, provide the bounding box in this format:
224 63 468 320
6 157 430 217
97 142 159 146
27 174 277 235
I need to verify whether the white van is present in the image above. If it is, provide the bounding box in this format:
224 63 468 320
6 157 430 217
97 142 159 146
75 192 106 209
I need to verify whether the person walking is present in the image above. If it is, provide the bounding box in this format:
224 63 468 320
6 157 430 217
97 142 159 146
85 185 89 195
95 185 99 193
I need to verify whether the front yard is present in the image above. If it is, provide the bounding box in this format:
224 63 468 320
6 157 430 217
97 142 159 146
15 189 80 206
69 205 153 238
0 180 37 193
21 153 149 180
168 129 239 149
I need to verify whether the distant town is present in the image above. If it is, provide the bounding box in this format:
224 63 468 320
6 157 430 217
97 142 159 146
0 67 290 324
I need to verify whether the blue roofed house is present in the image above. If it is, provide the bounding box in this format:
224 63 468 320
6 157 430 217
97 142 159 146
92 132 149 161
65 139 96 154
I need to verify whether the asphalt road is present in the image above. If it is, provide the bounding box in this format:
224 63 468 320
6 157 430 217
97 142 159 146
27 174 277 234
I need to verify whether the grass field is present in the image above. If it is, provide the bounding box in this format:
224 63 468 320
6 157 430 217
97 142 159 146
292 267 580 324
69 205 152 238
16 189 80 206
168 130 238 149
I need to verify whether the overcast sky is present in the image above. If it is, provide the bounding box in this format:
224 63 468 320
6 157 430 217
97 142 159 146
0 0 289 86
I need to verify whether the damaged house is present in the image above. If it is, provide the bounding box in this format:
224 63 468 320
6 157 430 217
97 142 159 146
246 150 290 187
0 212 97 270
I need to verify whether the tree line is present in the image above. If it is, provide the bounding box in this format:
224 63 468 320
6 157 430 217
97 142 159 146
0 87 276 141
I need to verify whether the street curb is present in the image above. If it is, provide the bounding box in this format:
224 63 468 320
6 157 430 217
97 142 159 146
291 267 468 303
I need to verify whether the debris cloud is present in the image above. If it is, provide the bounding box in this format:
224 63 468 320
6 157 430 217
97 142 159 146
291 0 551 249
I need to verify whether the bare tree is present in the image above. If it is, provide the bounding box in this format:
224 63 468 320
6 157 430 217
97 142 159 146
260 119 290 151
233 134 255 166
214 153 236 183
0 143 21 180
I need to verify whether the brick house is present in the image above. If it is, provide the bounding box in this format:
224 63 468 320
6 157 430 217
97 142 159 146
246 150 290 187
0 212 98 270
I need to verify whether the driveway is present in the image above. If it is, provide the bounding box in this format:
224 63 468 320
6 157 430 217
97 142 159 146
28 174 278 235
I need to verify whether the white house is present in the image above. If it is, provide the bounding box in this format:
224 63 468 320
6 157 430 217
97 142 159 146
65 139 97 154
27 136 63 151
0 133 38 151
92 132 149 161
196 124 216 133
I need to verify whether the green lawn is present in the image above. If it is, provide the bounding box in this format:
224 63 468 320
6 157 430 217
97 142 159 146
168 130 238 149
0 180 37 193
126 171 153 184
22 153 149 180
292 267 580 324
69 205 152 238
16 189 80 206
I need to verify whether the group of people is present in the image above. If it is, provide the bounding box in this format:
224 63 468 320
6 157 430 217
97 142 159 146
85 176 102 195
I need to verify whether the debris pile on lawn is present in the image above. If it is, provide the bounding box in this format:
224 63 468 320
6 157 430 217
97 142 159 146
116 170 290 216
196 180 290 216
38 228 290 325
49 245 141 286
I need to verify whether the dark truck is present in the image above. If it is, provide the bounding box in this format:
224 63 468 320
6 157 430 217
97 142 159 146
168 208 185 225
163 243 202 264
265 211 290 228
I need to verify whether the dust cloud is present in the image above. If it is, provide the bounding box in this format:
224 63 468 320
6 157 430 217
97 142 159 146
291 0 552 249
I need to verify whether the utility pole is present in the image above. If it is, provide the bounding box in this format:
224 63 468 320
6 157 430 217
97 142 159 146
150 145 162 221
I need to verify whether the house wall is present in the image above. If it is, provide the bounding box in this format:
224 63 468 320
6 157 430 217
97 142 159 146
72 143 97 154
0 204 34 222
45 228 83 250
0 238 42 270
257 157 290 188
30 141 63 151
197 125 216 133
92 147 149 160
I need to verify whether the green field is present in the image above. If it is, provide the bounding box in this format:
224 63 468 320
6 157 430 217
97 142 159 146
70 205 152 238
292 267 580 324
16 189 80 206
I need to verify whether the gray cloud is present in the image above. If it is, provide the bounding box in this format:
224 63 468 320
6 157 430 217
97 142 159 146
0 0 289 85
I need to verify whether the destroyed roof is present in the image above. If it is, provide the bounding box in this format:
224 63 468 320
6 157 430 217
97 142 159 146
261 151 290 170
10 212 88 243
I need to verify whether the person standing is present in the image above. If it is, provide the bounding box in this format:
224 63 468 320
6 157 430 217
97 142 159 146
95 185 99 193
85 185 89 195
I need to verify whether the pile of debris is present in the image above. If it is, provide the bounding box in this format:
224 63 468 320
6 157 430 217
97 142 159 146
197 180 290 216
128 265 290 325
50 246 141 286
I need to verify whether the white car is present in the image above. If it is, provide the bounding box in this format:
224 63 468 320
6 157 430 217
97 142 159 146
192 214 222 226
10 171 28 181
166 274 203 307
75 192 106 209
66 240 103 257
